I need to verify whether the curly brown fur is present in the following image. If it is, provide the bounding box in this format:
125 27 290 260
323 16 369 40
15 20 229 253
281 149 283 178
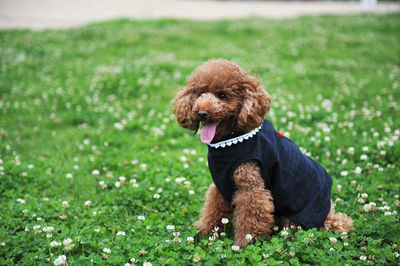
194 183 233 235
323 200 354 233
173 58 353 248
172 58 271 140
232 160 274 248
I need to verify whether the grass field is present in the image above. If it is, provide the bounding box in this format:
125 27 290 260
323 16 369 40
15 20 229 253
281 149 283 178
0 14 400 265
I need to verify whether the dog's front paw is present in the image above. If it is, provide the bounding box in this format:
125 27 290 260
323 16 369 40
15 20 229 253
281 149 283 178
234 234 255 249
194 219 212 236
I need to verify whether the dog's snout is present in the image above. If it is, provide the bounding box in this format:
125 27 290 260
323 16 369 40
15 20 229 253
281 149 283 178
197 110 209 120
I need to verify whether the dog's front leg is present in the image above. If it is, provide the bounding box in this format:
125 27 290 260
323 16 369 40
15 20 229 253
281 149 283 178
232 161 274 248
194 183 233 235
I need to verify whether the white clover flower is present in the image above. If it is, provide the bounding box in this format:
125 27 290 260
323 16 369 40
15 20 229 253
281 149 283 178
153 194 160 199
362 146 369 152
16 198 26 204
336 185 342 191
93 211 97 216
344 242 348 246
53 255 66 265
130 258 137 263
329 237 337 244
50 241 61 247
137 215 145 221
99 180 107 189
360 154 368 160
347 147 355 155
175 177 186 184
355 167 362 175
166 225 175 231
114 122 124 130
94 228 100 232
116 231 126 236
103 247 111 254
84 200 91 206
245 234 253 242
340 171 348 177
119 176 126 182
231 245 240 251
66 173 73 179
281 230 289 237
143 262 152 266
394 252 399 258
329 247 335 252
140 164 147 171
384 212 392 216
187 237 194 242
379 205 390 211
189 190 195 195
46 233 53 238
24 227 30 232
63 238 73 245
33 225 41 231
43 226 54 232
359 255 367 260
0 242 5 246
114 181 121 188
92 170 100 176
184 181 191 188
62 201 69 208
221 218 229 224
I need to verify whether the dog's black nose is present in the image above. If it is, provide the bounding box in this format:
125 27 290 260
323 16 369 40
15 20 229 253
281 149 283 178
197 110 209 120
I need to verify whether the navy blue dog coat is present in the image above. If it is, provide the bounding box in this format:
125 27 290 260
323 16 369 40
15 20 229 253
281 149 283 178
207 120 332 229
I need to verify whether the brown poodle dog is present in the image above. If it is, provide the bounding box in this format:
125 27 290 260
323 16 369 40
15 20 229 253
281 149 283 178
172 59 353 248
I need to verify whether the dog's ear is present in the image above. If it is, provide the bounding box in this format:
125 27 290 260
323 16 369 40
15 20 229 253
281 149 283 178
237 78 271 131
172 87 199 131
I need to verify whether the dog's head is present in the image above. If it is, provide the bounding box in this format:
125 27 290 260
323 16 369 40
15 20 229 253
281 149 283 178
172 59 271 143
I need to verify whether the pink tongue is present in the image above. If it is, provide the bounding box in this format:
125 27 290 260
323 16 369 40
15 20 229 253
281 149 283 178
200 122 218 144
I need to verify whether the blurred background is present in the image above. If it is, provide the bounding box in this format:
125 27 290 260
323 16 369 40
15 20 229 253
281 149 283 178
0 0 399 29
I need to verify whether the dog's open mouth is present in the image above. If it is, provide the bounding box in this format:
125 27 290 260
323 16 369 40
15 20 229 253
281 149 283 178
200 122 219 144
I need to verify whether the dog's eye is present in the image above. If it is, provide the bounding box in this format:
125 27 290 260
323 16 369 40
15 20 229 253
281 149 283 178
218 92 227 99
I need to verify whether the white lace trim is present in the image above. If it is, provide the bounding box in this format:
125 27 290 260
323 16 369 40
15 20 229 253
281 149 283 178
208 124 263 149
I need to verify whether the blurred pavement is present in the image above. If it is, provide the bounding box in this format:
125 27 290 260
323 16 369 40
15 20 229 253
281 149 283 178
0 0 399 29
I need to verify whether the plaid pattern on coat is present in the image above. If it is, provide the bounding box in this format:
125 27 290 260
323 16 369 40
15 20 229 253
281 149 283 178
207 120 332 229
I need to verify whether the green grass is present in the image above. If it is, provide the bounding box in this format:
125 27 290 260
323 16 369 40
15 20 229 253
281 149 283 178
1 14 400 265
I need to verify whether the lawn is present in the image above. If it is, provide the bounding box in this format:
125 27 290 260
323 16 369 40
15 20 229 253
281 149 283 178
0 13 399 265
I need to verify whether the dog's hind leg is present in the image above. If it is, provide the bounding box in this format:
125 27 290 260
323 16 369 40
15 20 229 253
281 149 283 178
194 183 233 235
323 200 353 233
232 161 275 248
